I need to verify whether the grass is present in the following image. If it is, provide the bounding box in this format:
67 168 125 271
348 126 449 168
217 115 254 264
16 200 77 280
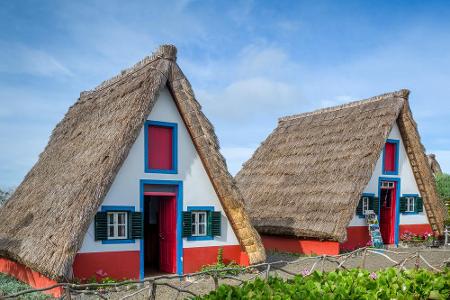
0 273 53 299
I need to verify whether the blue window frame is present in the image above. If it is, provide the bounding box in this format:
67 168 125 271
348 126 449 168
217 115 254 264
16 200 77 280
100 205 136 244
144 120 178 174
382 139 400 175
187 206 214 241
401 194 420 215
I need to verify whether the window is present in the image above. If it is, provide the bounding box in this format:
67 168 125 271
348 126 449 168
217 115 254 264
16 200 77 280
94 206 143 243
145 121 178 174
383 140 399 175
362 197 370 215
107 212 128 239
405 197 415 212
381 181 395 189
400 195 423 214
191 211 207 237
182 207 221 240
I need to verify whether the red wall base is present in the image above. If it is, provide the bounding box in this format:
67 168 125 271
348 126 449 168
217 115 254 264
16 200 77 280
0 257 62 298
341 224 434 252
340 226 371 252
183 245 247 273
73 251 140 281
399 224 433 236
261 235 340 255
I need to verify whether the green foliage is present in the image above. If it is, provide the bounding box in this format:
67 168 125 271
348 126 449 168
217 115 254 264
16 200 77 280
0 273 52 299
201 247 244 276
436 173 450 201
195 268 450 300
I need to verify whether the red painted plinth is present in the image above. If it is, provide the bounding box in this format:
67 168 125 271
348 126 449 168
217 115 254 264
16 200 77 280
0 257 62 297
340 226 371 252
399 224 433 236
73 251 140 281
183 245 245 273
261 235 340 255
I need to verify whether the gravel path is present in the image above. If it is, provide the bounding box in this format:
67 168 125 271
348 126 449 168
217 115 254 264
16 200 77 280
24 247 450 299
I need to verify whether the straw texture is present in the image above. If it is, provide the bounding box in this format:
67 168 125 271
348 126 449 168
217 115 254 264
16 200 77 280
427 154 442 176
236 90 447 242
0 45 265 280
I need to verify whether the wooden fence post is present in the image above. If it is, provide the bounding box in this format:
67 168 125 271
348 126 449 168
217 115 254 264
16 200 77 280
415 251 420 270
361 248 368 269
265 264 271 281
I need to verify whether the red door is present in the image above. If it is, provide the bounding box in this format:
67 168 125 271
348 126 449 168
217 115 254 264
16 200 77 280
158 196 177 273
379 182 397 244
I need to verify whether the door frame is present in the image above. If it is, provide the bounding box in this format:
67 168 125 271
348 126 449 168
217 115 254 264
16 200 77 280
140 179 183 278
377 177 401 245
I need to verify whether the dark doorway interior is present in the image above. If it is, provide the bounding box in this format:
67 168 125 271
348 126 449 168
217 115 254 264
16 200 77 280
144 196 160 275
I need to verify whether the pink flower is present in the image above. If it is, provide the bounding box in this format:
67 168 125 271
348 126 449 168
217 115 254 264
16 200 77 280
301 268 311 277
369 272 377 280
96 269 108 277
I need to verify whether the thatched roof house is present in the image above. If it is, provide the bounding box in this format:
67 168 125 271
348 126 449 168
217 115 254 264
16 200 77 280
236 90 447 250
0 45 265 283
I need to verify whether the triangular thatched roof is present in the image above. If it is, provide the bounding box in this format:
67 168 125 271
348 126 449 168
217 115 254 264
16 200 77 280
0 45 265 280
236 90 447 242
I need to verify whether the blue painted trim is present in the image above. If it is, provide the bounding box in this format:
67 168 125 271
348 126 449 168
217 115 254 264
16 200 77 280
144 121 178 174
101 206 135 212
378 177 401 245
401 194 420 214
382 139 400 175
361 193 375 197
100 206 136 244
140 179 183 278
187 206 214 212
187 206 215 241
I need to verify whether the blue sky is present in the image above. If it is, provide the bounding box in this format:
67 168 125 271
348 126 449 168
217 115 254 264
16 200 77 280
1 0 450 188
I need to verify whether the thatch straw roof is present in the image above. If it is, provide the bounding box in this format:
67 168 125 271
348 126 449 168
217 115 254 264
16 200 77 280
427 154 442 176
0 45 265 280
236 90 447 242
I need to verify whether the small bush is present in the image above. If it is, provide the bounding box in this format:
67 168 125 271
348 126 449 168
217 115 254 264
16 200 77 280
195 268 450 299
0 273 52 299
201 247 244 276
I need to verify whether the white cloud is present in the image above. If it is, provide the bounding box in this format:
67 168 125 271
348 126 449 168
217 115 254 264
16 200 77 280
0 43 73 77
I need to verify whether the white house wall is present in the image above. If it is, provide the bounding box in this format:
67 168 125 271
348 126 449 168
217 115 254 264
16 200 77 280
348 122 429 227
79 87 239 253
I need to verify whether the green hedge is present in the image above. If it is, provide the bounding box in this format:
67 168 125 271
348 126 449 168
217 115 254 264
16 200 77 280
196 268 450 300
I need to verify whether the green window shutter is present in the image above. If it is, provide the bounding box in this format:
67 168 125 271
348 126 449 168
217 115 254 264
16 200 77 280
94 212 108 241
356 198 363 217
130 212 143 239
182 211 192 237
399 197 407 213
207 212 213 236
372 197 379 214
211 211 221 236
416 197 424 213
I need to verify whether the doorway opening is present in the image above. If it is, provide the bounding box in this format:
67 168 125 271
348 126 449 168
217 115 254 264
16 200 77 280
379 181 397 244
143 194 177 276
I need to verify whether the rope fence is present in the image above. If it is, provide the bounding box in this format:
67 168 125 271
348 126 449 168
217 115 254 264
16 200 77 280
2 247 450 300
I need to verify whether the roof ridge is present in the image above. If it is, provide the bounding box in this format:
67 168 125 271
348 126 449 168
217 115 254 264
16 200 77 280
81 44 177 97
279 89 410 123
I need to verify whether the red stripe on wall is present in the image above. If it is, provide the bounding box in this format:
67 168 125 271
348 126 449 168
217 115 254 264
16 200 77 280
73 251 140 281
261 235 339 255
183 245 245 273
0 257 62 297
340 226 370 252
399 224 433 236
